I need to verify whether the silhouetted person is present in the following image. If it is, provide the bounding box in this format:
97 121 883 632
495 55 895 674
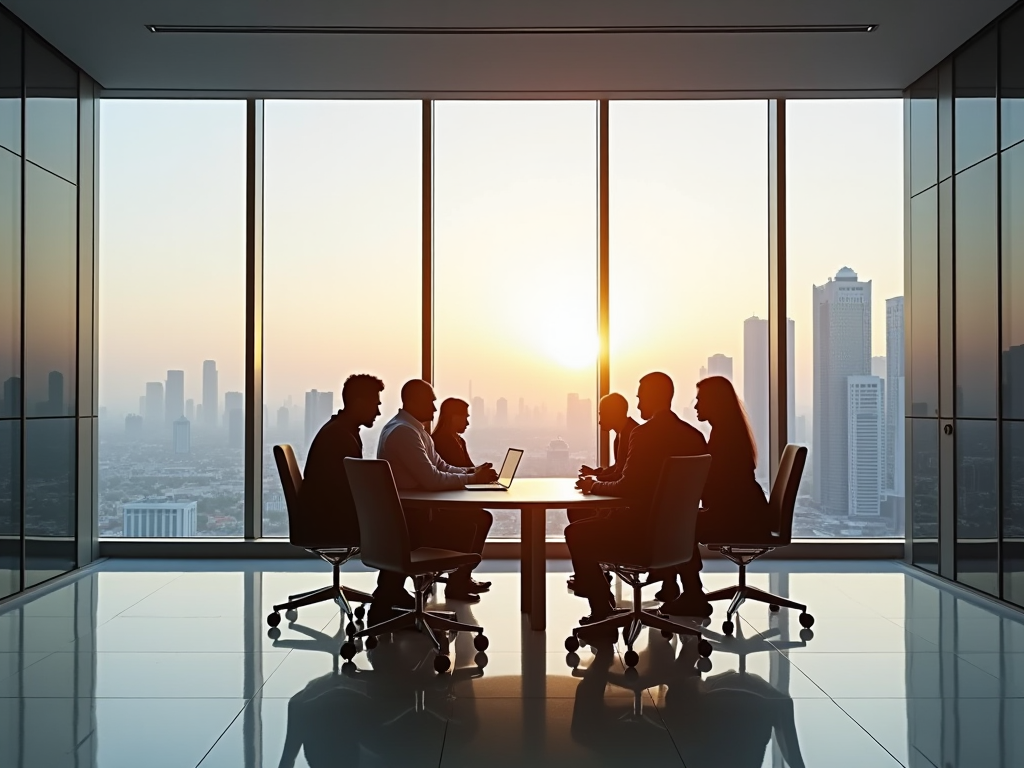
432 397 474 467
567 372 707 625
661 375 770 618
298 373 385 550
373 380 496 621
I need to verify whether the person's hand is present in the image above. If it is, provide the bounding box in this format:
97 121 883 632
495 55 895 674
579 465 597 476
474 462 493 473
576 476 596 494
470 465 498 484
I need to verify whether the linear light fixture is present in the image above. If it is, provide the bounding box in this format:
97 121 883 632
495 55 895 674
145 24 879 35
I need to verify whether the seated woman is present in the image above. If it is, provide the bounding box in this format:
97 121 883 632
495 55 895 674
661 375 770 617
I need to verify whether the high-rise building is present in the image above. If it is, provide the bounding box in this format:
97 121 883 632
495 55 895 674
471 396 486 427
518 397 527 424
886 297 906 495
546 438 570 476
566 393 592 438
173 416 191 454
139 395 147 418
707 354 733 381
185 398 195 422
699 365 707 380
1 376 21 418
202 360 218 427
743 316 796 478
145 382 164 431
125 413 144 438
304 390 334 447
847 376 884 517
122 499 198 537
277 405 289 432
225 391 244 448
165 370 185 425
196 403 204 423
496 397 508 426
813 267 872 516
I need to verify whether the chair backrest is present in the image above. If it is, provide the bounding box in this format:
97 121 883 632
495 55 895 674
343 458 411 573
768 444 807 544
273 445 304 542
648 454 713 569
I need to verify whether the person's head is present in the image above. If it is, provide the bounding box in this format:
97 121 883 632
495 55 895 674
400 379 437 423
636 372 674 420
695 376 758 463
341 374 384 428
434 397 470 436
597 393 629 432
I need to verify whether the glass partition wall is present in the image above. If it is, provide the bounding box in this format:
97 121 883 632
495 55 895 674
98 97 907 543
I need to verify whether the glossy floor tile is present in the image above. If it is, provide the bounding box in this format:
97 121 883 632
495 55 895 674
1 558 1023 767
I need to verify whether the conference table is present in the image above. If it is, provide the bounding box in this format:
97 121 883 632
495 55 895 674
399 478 624 631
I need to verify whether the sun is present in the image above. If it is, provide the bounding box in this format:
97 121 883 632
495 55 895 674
538 310 599 369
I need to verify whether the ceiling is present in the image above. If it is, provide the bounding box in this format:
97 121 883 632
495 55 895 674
3 0 1016 97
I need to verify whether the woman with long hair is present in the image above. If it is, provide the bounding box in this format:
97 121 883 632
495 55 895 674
431 397 473 468
661 375 770 617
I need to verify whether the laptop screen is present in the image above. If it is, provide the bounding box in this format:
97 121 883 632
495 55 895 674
498 449 524 487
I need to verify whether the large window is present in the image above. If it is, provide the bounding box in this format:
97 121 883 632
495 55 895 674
98 101 246 537
787 100 905 537
433 102 598 538
261 101 421 536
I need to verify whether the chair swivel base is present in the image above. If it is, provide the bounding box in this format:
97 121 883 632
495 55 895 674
705 582 814 635
267 584 373 628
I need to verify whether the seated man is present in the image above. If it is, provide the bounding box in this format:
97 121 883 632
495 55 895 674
374 380 497 620
568 372 708 624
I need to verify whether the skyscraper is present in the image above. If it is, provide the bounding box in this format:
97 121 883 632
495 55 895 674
202 360 218 428
277 405 289 432
813 267 872 516
496 397 508 426
173 416 191 454
566 393 592 438
886 297 906 495
304 390 334 447
847 376 884 517
471 396 486 427
706 354 733 381
165 369 185 425
125 413 143 439
228 408 244 449
185 398 195 422
145 382 164 431
743 316 796 478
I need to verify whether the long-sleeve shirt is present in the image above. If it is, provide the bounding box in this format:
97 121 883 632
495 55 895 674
377 409 473 491
296 411 363 547
594 417 639 481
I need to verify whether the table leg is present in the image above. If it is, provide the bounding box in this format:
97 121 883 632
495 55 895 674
529 505 546 631
520 507 532 614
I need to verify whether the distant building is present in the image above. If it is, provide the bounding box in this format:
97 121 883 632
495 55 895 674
185 398 195 422
742 316 795 478
566 393 592 438
699 365 707 380
496 397 508 426
813 267 872 517
304 389 334 447
471 396 486 427
546 438 570 476
203 360 218 427
225 391 244 449
45 371 65 416
847 376 884 517
1 376 21 418
707 354 733 381
173 417 191 454
196 403 204 423
518 397 528 424
165 369 185 425
122 498 198 537
277 405 289 432
886 297 906 495
145 382 164 432
125 413 144 438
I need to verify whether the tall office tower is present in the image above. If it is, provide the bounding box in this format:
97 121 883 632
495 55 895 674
46 371 65 416
813 267 872 516
471 396 486 427
886 297 906 494
303 390 334 447
847 376 884 517
518 397 527 424
173 416 191 454
707 354 733 381
1 376 21 417
139 395 147 418
743 316 796 478
277 405 289 432
122 499 198 537
125 413 144 439
196 403 204 423
145 382 164 431
228 408 244 449
165 370 185 425
566 393 593 438
202 360 218 427
699 365 708 380
496 397 508 426
871 356 887 379
185 398 195 422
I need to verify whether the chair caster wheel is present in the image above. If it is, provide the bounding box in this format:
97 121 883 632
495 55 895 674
267 627 281 640
799 612 815 628
799 628 814 642
433 655 451 674
340 642 356 661
769 604 780 613
475 652 489 668
365 635 378 650
722 620 734 636
266 612 281 628
474 634 489 652
696 657 713 673
565 635 580 653
341 661 357 675
285 609 298 622
354 605 366 620
624 649 640 668
697 639 713 658
661 629 673 639
345 622 357 637
566 652 580 668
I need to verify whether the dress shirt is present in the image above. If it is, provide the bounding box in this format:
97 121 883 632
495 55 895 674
377 409 473 491
594 416 639 481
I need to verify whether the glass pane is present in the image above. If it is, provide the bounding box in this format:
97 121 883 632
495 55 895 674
24 417 75 588
0 149 19 418
0 419 19 599
955 157 999 419
955 419 998 597
909 68 938 196
0 14 20 156
433 101 597 539
262 101 421 537
954 28 997 173
24 163 76 418
609 100 768 475
910 188 939 418
1001 6 1024 150
1005 422 1024 607
910 419 939 572
1003 142 1024 419
787 100 904 536
24 36 77 183
99 101 246 537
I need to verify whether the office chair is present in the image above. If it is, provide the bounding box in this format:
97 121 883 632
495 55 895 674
564 455 715 668
340 458 488 673
703 444 815 635
266 444 373 630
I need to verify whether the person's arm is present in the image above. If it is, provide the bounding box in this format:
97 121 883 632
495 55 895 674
388 426 470 490
589 428 645 498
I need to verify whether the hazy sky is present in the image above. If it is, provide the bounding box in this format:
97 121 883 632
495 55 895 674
97 98 902 428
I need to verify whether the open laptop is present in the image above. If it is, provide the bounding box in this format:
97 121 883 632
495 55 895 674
465 448 524 491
